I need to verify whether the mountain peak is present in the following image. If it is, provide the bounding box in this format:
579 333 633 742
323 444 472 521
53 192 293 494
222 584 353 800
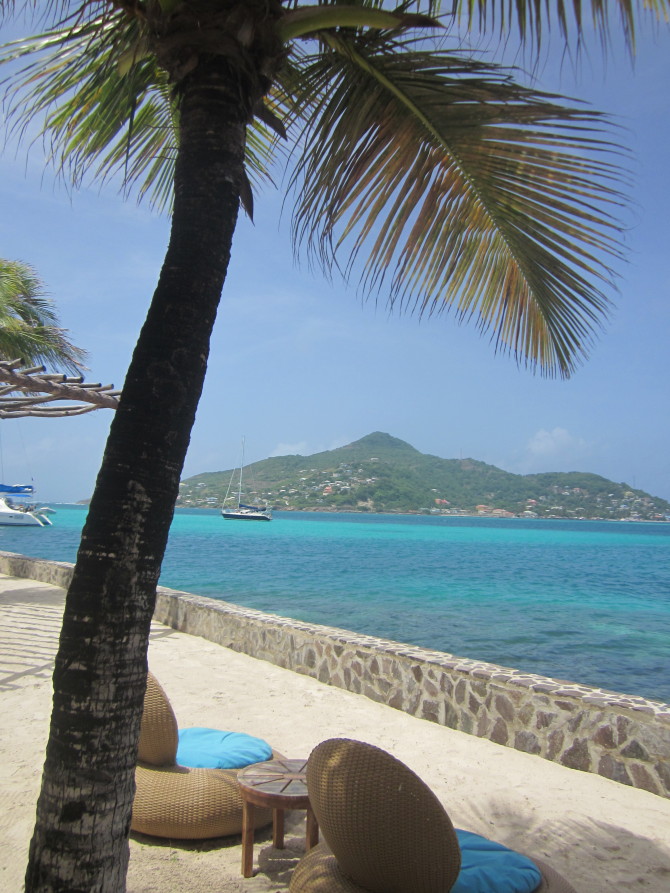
346 432 419 454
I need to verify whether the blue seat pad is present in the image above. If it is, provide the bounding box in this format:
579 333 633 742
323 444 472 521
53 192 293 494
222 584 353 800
177 727 272 770
451 829 542 893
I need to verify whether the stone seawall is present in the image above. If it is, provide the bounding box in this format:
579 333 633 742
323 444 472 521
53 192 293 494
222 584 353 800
2 550 669 798
0 552 75 589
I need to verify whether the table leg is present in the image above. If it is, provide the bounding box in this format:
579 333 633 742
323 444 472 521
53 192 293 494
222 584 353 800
241 800 255 878
305 804 319 851
273 807 285 849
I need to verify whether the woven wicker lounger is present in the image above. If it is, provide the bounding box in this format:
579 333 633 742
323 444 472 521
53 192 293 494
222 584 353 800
289 738 576 893
131 672 275 839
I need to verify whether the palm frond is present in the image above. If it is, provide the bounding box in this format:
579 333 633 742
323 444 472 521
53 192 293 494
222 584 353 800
2 12 154 181
0 258 87 372
0 8 280 213
284 32 626 377
450 1 670 51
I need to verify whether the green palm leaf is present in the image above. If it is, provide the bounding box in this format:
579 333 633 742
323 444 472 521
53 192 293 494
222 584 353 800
449 1 670 48
0 10 280 212
0 259 87 372
284 31 625 376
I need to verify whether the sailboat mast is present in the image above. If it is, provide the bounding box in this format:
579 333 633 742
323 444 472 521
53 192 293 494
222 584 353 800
238 436 245 507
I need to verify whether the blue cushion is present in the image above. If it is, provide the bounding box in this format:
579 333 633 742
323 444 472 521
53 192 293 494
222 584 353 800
177 727 272 770
451 829 542 893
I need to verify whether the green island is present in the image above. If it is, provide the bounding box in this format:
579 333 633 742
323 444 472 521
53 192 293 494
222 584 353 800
178 432 670 521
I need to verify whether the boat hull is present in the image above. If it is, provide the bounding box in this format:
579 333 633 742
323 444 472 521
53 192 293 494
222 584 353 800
0 507 52 526
222 509 272 521
0 485 52 527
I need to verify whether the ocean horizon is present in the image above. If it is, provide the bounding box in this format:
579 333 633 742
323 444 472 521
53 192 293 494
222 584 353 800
2 505 669 705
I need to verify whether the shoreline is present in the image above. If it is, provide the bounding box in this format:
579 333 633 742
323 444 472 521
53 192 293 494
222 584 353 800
58 502 670 523
174 505 670 523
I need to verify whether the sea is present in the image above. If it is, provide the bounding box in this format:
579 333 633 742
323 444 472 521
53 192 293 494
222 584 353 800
2 506 669 705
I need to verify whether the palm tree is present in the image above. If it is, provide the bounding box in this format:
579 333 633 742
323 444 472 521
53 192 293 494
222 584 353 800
1 1 668 890
0 259 86 373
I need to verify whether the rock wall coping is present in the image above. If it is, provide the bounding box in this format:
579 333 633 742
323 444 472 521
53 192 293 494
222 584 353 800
2 550 668 797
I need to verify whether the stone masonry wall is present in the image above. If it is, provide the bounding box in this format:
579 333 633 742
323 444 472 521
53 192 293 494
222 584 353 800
0 552 74 589
2 550 668 797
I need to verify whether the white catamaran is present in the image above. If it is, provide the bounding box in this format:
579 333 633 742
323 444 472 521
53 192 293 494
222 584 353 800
221 438 272 521
0 484 54 527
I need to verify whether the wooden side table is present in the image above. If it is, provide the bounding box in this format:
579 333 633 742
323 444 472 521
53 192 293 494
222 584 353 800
237 758 319 878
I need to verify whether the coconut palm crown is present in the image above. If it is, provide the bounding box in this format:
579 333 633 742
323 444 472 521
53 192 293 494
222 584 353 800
2 2 670 892
7 0 667 377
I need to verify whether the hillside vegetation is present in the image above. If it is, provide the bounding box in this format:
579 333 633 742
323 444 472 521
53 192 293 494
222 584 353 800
178 432 670 521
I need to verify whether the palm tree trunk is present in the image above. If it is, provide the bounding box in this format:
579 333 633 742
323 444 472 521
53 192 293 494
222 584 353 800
25 62 248 893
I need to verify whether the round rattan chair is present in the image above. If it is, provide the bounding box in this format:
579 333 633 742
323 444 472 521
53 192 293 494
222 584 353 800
131 671 274 839
289 738 577 893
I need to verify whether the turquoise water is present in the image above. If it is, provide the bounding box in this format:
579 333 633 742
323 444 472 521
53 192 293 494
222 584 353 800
2 506 669 704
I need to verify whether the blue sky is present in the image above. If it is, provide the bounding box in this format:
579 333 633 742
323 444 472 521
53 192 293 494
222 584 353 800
0 16 669 504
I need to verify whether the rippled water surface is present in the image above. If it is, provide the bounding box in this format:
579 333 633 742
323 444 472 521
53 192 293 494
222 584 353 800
3 507 668 703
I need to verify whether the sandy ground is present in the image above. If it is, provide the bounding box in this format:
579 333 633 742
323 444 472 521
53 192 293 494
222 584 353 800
1 574 670 892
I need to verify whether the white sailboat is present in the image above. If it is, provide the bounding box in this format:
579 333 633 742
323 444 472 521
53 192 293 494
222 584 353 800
221 438 272 521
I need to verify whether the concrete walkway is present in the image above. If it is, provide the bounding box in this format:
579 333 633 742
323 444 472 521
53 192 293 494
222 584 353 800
2 573 670 893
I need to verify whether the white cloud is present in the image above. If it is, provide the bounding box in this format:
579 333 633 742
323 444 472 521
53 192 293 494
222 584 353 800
324 435 353 452
526 427 588 458
270 435 352 458
270 441 309 457
514 427 595 474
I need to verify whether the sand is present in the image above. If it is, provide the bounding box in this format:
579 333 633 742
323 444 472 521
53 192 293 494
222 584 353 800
1 574 669 892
